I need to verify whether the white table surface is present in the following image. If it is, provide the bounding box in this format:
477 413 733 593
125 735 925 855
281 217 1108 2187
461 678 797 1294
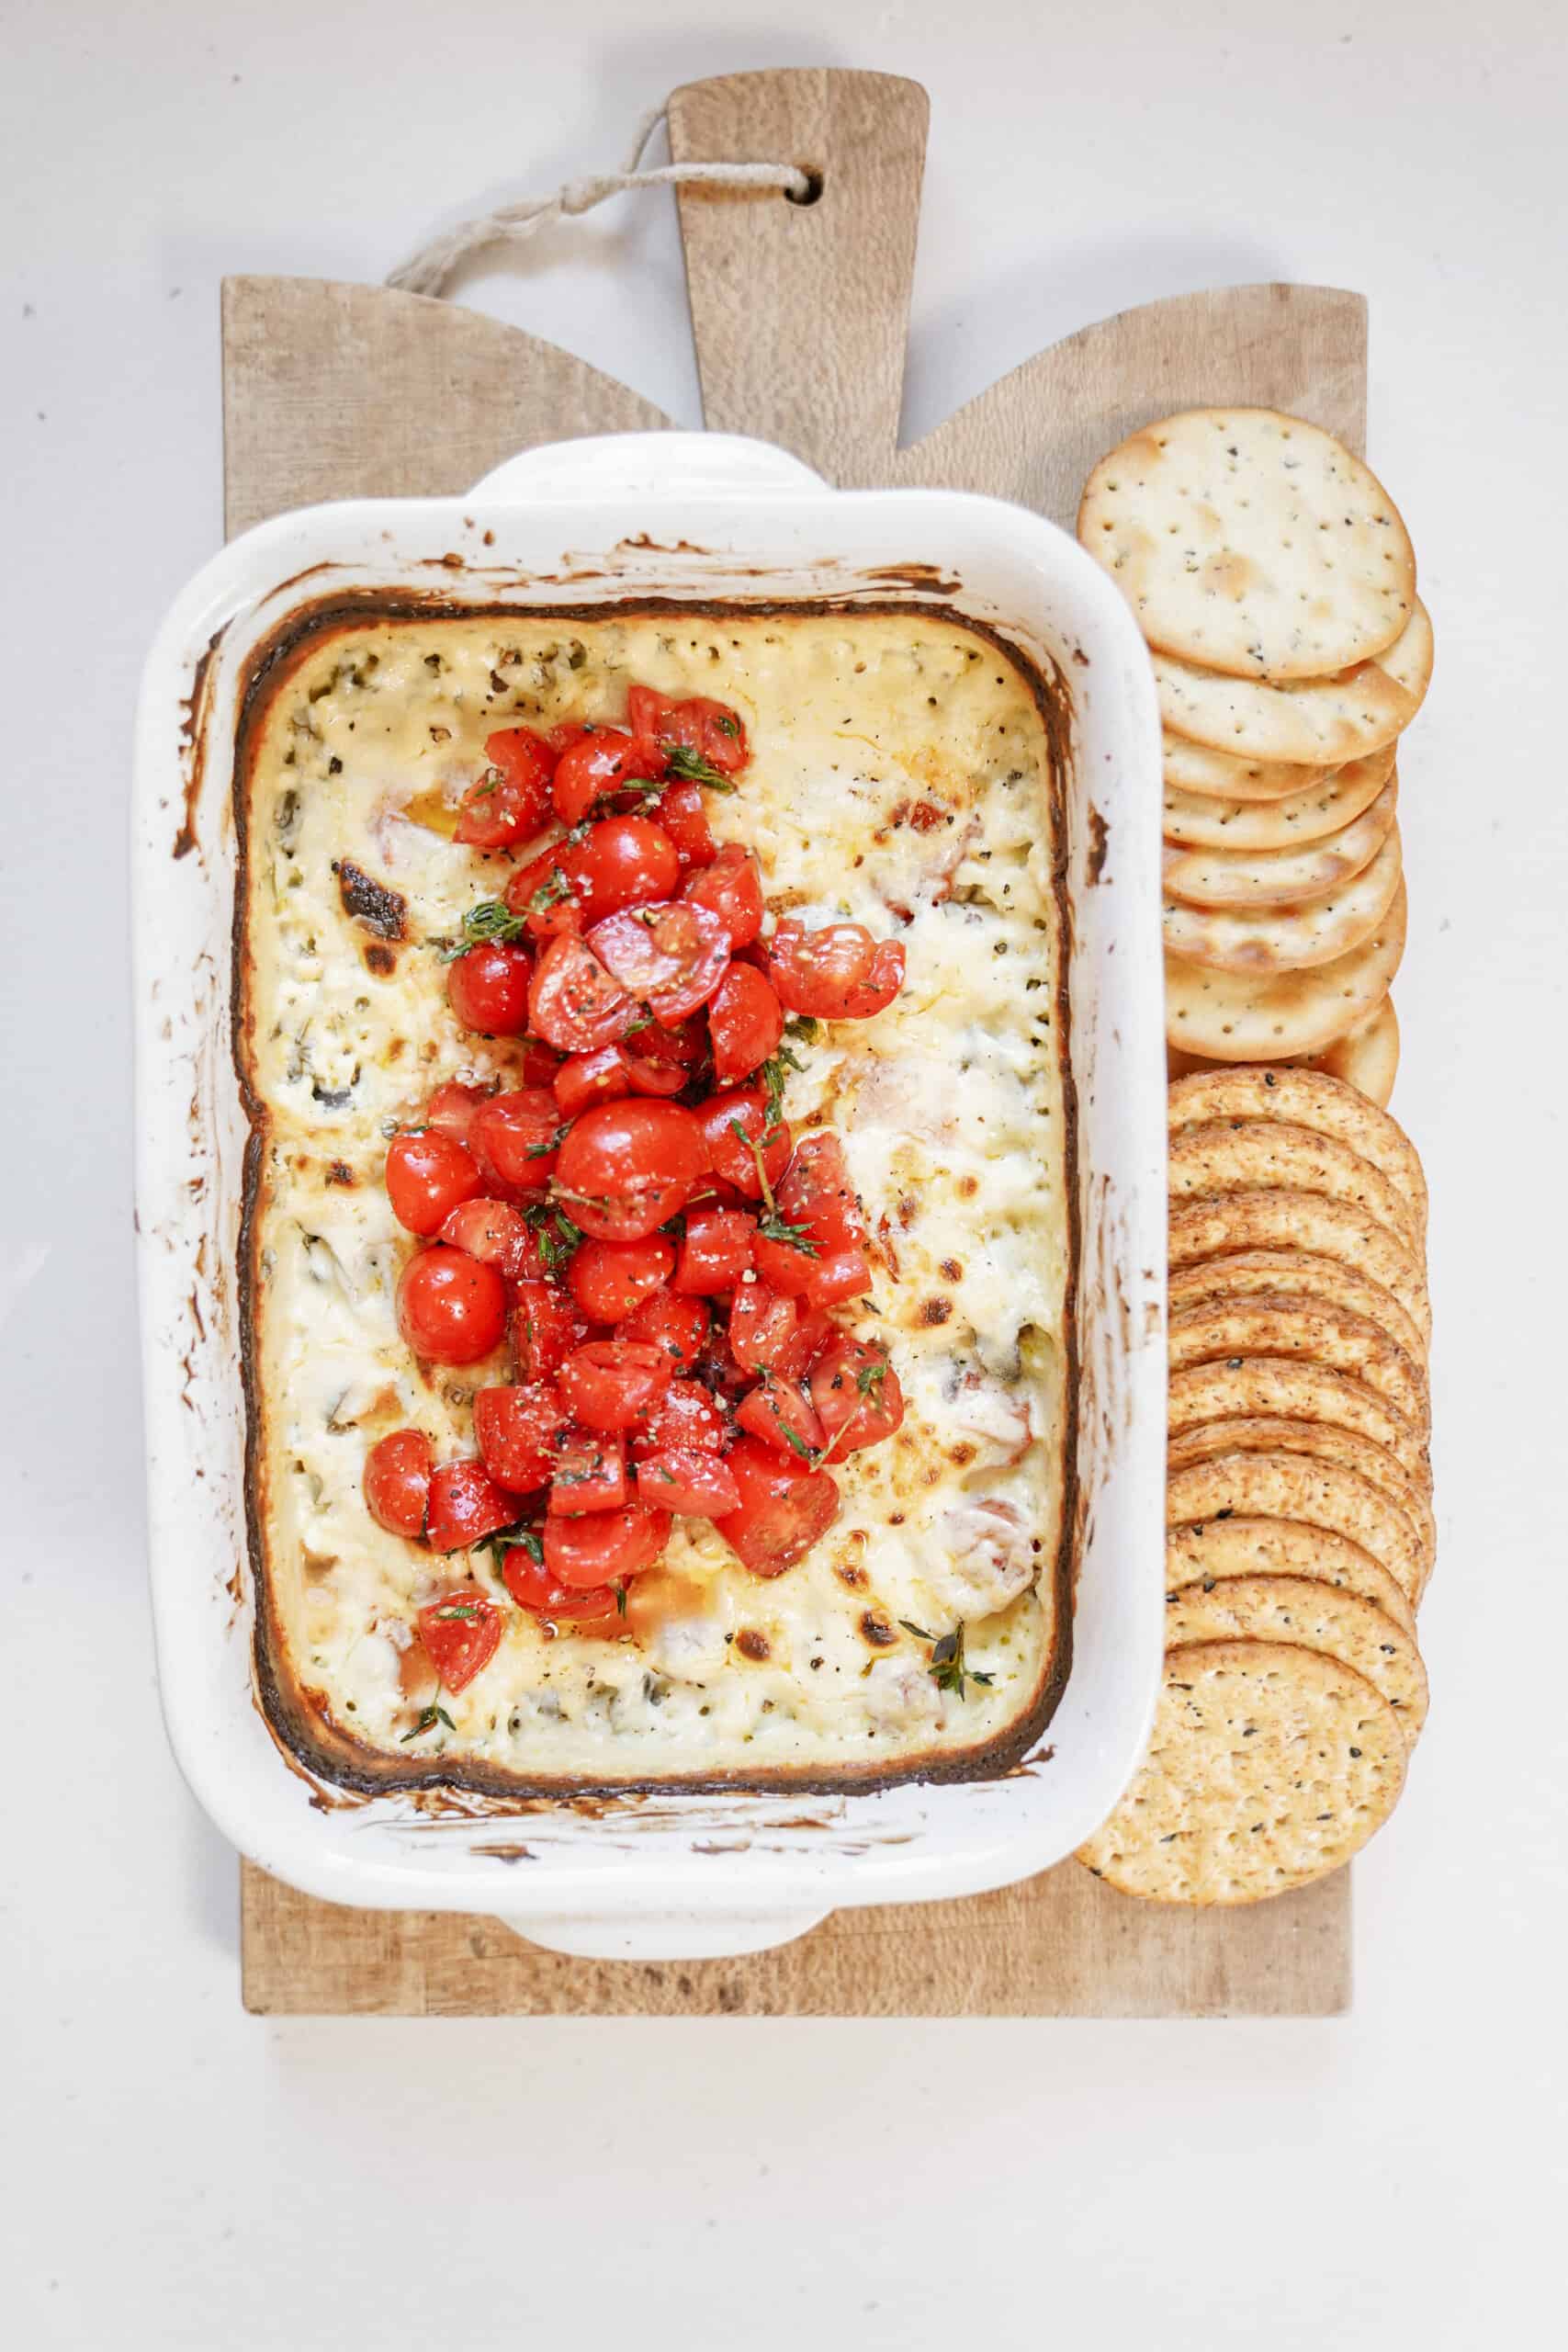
5 0 1565 2340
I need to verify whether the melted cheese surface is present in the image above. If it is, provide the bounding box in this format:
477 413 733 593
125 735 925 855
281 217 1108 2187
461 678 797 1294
241 609 1071 1783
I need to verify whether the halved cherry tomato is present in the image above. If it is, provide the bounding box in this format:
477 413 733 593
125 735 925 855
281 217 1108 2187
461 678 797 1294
715 1439 840 1577
511 1281 591 1381
617 1286 708 1372
657 779 716 870
424 1462 515 1553
586 901 730 1023
520 1038 563 1087
416 1586 505 1687
363 1429 433 1538
385 1130 481 1238
632 1013 707 1070
663 695 749 775
553 1045 632 1117
501 1544 626 1632
772 1302 836 1382
528 931 638 1055
634 1449 742 1516
568 1235 676 1324
454 727 555 848
680 843 764 949
775 1131 864 1254
619 1046 687 1097
446 940 535 1036
567 815 681 922
767 918 906 1020
437 1196 534 1279
708 962 783 1085
807 1245 874 1306
736 1375 825 1459
397 1247 508 1364
729 1280 800 1373
547 721 594 758
750 1230 818 1297
551 729 654 824
628 1377 730 1459
626 684 677 767
548 1430 627 1516
544 1503 671 1588
554 1098 708 1242
424 1080 492 1148
671 1203 756 1295
471 1088 566 1188
809 1339 906 1463
473 1382 569 1493
699 1088 791 1198
558 1339 673 1432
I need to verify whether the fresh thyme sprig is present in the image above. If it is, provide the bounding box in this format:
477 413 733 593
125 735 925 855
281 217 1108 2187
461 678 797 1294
662 743 736 792
897 1620 994 1698
435 899 528 962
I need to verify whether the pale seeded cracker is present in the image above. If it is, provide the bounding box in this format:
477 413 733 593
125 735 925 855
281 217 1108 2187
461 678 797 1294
1167 1187 1429 1340
1163 731 1339 800
1163 1577 1428 1745
1165 1452 1425 1604
1167 1517 1417 1638
1168 1063 1426 1227
1162 748 1393 848
1167 1116 1420 1251
1167 1416 1436 1597
1168 1358 1429 1485
1163 775 1397 906
1167 1294 1429 1425
1166 995 1402 1110
1076 1640 1406 1903
1166 1250 1427 1372
1154 599 1433 763
1078 409 1416 679
1166 878 1406 1059
1164 826 1403 971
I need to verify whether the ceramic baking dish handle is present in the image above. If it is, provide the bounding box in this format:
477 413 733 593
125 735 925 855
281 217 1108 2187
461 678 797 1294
469 430 824 503
496 1905 829 1962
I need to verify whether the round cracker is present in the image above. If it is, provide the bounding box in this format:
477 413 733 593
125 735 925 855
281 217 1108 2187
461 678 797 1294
1166 1251 1427 1370
1168 1296 1428 1428
1167 1118 1420 1251
1165 1451 1425 1603
1166 878 1407 1059
1168 1188 1429 1340
1168 1064 1426 1227
1162 748 1394 845
1163 775 1398 906
1167 1517 1417 1637
1078 409 1416 681
1077 1640 1405 1904
1167 1416 1435 1595
1163 1577 1427 1744
1164 826 1404 972
1166 995 1401 1110
1154 599 1433 764
1164 732 1337 799
1168 1359 1428 1485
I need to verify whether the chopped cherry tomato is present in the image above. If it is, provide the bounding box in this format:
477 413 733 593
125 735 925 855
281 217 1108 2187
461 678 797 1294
809 1340 906 1462
553 1045 632 1116
416 1586 504 1688
626 684 677 766
708 962 784 1085
424 1080 492 1148
528 930 638 1054
473 1382 569 1493
635 1449 741 1516
423 1462 515 1553
567 1234 677 1323
554 1099 708 1242
551 729 654 824
729 1280 800 1373
454 727 555 848
363 1429 433 1538
586 901 731 1023
547 720 594 757
511 1281 591 1381
520 1037 563 1087
671 1203 756 1295
807 1245 874 1306
471 1088 566 1188
385 1130 482 1238
558 1339 673 1431
663 695 749 775
773 1302 836 1381
736 1375 825 1459
715 1439 840 1577
436 1197 533 1279
397 1247 508 1364
633 1013 707 1070
544 1503 671 1588
619 1046 687 1097
446 940 535 1035
548 1430 627 1517
767 918 906 1020
692 1327 755 1407
629 1377 730 1459
567 815 681 922
775 1132 864 1253
699 1087 792 1198
751 1230 818 1297
502 842 584 940
680 843 764 949
618 1286 708 1372
501 1545 626 1632
657 779 717 870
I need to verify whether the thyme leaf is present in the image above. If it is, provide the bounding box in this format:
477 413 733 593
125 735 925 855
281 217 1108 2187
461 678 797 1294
663 743 736 792
897 1619 993 1698
436 899 528 963
400 1701 457 1743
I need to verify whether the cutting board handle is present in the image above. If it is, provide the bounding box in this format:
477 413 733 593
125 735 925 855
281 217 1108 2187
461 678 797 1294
670 68 929 488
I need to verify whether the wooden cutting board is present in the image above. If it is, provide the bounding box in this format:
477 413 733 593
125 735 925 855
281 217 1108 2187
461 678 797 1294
228 67 1360 2018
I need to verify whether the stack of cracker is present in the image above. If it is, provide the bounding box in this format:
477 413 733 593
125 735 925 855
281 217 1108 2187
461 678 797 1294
1079 1068 1432 1904
1078 408 1430 1105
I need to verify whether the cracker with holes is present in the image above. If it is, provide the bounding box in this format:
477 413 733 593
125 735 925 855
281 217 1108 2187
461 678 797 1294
1168 1064 1427 1222
1163 775 1397 906
1164 733 1338 800
1166 1518 1416 1636
1165 826 1403 971
1163 1577 1427 1745
1078 409 1416 680
1165 1451 1426 1604
1154 601 1433 763
1168 997 1402 1108
1168 1187 1429 1338
1163 747 1393 845
1076 1641 1406 1903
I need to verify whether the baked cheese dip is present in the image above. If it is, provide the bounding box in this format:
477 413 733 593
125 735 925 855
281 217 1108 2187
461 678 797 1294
236 604 1075 1792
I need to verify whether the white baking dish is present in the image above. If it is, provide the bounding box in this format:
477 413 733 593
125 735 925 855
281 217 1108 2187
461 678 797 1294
133 432 1167 1962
